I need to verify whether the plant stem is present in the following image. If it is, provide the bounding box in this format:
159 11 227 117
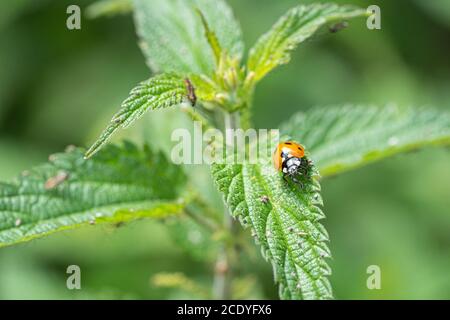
213 212 232 300
184 207 219 233
213 207 236 299
180 104 214 132
212 111 241 300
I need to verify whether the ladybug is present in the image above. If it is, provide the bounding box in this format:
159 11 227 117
273 141 310 182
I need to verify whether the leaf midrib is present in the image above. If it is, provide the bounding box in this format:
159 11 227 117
245 164 325 298
0 199 180 234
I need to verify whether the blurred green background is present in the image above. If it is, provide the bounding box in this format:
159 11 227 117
0 0 449 299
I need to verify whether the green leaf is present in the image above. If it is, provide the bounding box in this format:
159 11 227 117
86 0 132 19
85 73 192 158
247 3 367 83
133 0 244 75
0 142 186 248
196 8 222 65
211 137 331 300
189 74 220 103
281 104 450 177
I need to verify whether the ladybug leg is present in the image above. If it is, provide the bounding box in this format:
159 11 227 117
299 159 312 178
302 167 310 177
290 174 303 188
307 160 314 173
296 179 305 190
283 173 305 189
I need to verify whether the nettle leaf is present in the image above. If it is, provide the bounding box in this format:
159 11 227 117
196 8 222 65
281 104 450 177
0 142 186 247
211 137 331 300
188 73 221 103
247 3 366 83
133 0 244 75
85 73 191 158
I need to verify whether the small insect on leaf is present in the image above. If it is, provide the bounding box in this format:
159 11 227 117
260 195 270 204
44 171 69 190
328 21 349 33
114 222 125 228
184 78 197 106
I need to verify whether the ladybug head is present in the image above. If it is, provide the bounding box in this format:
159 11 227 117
283 157 302 175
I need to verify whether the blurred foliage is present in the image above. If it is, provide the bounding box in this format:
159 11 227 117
151 272 210 299
85 0 131 19
0 0 449 299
